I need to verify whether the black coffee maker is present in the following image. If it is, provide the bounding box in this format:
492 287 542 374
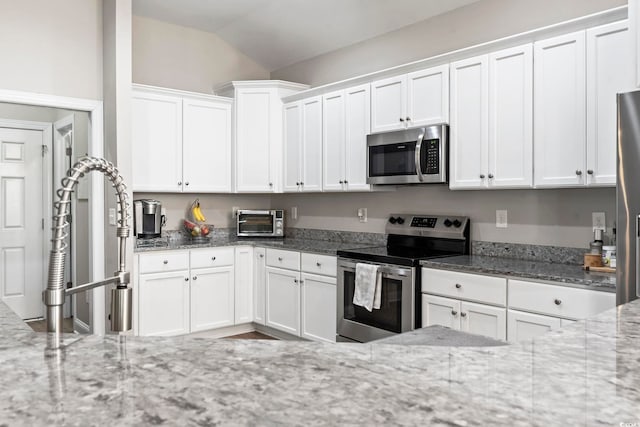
133 199 165 238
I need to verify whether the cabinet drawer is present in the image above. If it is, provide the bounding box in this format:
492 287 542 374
266 249 300 270
422 268 507 306
301 253 337 277
139 251 189 274
190 247 234 269
508 279 615 320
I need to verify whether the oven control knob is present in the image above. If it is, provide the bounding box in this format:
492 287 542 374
444 219 453 227
389 217 397 224
396 217 405 225
452 219 462 228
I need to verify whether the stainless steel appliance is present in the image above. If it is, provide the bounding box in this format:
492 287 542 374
616 91 640 305
367 124 448 185
237 209 284 237
133 199 165 239
337 214 470 342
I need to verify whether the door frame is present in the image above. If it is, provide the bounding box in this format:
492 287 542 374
0 119 52 319
0 89 106 335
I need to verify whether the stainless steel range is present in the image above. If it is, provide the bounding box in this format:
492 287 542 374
336 214 470 343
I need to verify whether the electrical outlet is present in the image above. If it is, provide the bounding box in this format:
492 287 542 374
496 210 508 228
357 208 367 223
592 212 606 232
232 206 239 218
108 208 116 226
291 206 298 220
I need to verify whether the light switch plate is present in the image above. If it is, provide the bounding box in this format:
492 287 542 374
592 212 606 231
291 206 298 220
496 210 508 228
358 208 367 223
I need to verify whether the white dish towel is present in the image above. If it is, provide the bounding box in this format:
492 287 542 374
353 263 382 312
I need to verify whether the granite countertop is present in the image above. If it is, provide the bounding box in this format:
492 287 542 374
1 300 639 424
134 235 373 256
422 255 616 291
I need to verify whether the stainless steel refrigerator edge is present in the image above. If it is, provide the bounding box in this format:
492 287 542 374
617 90 640 305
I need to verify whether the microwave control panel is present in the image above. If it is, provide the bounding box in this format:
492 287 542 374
424 139 440 174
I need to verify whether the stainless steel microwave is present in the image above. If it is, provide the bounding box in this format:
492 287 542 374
237 209 284 237
366 124 448 185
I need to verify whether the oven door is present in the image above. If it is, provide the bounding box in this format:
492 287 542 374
237 210 275 236
337 258 415 342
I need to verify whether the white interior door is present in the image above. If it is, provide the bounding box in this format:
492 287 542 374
0 127 47 319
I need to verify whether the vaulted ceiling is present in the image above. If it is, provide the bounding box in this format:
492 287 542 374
132 0 480 71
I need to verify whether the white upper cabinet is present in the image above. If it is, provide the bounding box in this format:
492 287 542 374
488 44 533 188
371 65 449 133
132 85 232 193
182 98 232 193
322 84 371 192
586 20 635 186
284 96 323 192
534 31 587 187
132 89 183 192
450 55 489 189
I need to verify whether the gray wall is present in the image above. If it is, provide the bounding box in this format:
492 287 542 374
271 0 626 86
132 15 270 93
0 0 103 99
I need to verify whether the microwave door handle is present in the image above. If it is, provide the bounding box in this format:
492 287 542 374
414 129 425 182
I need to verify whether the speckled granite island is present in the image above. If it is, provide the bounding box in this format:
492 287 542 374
1 298 639 425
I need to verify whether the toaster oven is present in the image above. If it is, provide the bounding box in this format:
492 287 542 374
237 209 284 237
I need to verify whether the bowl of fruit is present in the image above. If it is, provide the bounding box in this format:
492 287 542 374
183 199 212 241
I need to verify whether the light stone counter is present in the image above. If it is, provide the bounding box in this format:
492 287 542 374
1 300 639 425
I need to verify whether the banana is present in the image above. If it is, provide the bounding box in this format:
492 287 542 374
191 199 206 222
195 206 206 222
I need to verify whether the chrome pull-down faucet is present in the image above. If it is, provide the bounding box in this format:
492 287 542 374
43 157 132 334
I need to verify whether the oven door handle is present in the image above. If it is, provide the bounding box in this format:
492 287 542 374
338 263 410 277
414 128 425 182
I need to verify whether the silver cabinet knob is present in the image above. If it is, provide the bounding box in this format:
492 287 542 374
185 182 190 186
461 312 467 317
178 181 182 186
163 260 168 265
480 174 485 179
300 182 304 185
184 277 189 282
316 262 321 267
406 117 411 121
339 180 343 184
554 299 562 305
259 254 264 258
211 257 216 261
399 118 405 122
344 180 348 184
278 257 283 261
455 283 461 289
587 169 594 175
293 279 298 284
299 280 304 284
451 310 458 316
269 182 273 187
192 276 197 281
296 182 300 186
575 170 582 176
488 174 494 179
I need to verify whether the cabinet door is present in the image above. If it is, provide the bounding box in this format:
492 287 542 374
507 309 561 342
132 90 183 192
300 273 336 343
460 301 506 340
450 55 489 189
266 267 300 336
371 75 406 133
253 248 267 325
587 20 634 186
421 294 461 330
344 84 371 191
235 88 274 192
300 96 323 192
283 102 302 192
138 270 189 336
534 31 586 187
322 90 346 191
182 98 232 193
488 44 533 188
234 246 254 324
190 266 235 332
407 64 450 127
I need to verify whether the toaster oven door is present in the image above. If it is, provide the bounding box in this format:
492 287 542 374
237 211 275 236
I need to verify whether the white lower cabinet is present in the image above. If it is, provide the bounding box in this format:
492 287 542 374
139 270 190 337
253 247 267 325
300 272 336 343
422 294 461 330
190 266 234 332
507 309 561 342
234 246 254 324
266 266 301 335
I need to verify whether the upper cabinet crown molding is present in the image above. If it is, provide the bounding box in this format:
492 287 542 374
215 80 309 97
133 83 233 104
281 7 626 103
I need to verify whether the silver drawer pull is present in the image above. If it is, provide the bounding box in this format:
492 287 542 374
455 283 461 289
259 254 264 258
211 257 216 261
184 277 189 282
316 262 321 267
163 260 168 265
278 257 283 261
192 276 197 281
554 299 562 306
460 312 467 317
451 310 458 316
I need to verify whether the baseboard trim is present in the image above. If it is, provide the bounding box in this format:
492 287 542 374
188 323 255 339
254 323 305 341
